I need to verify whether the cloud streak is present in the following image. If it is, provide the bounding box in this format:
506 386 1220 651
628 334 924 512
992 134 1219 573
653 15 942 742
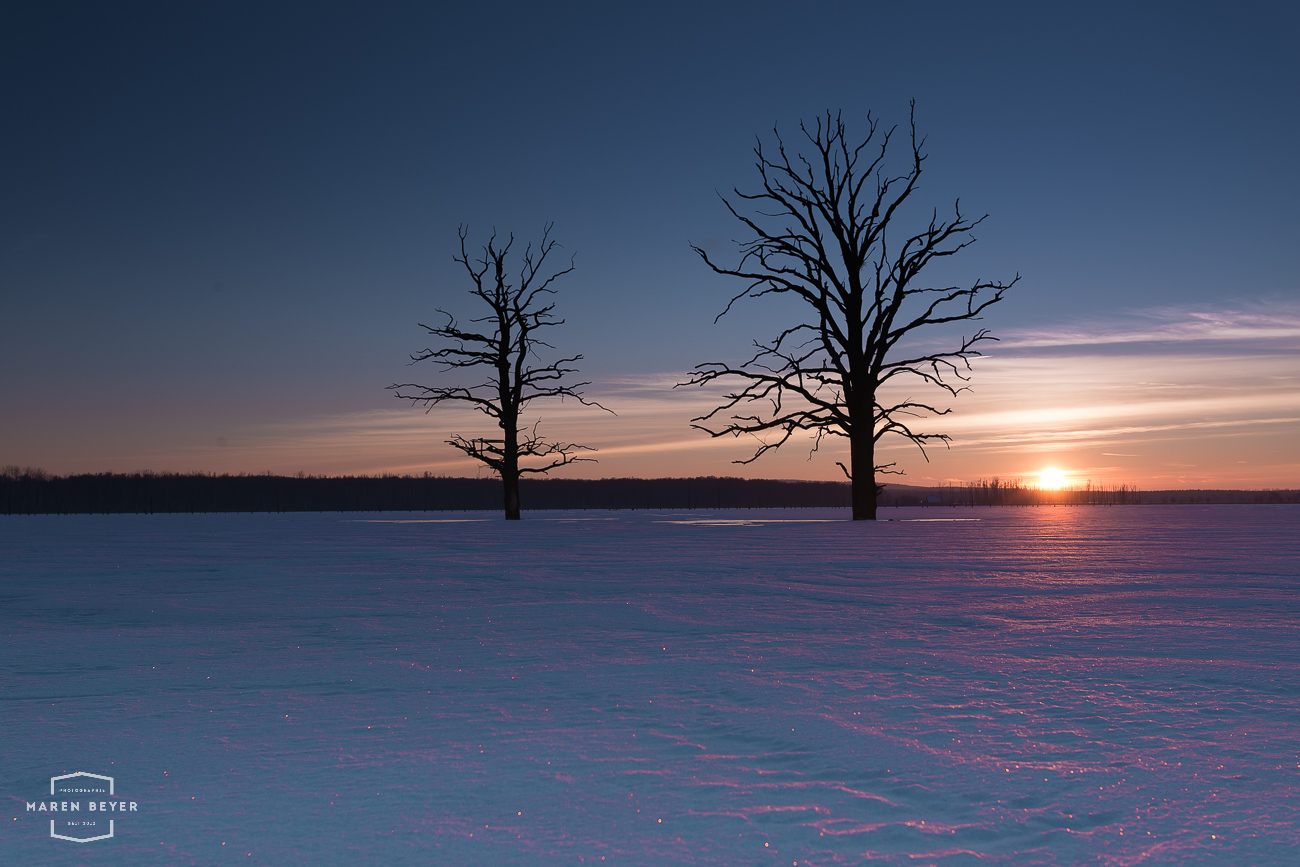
997 299 1300 349
874 301 1300 486
5 303 1296 488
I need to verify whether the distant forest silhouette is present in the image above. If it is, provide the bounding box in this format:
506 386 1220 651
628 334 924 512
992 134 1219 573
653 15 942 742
2 469 1295 515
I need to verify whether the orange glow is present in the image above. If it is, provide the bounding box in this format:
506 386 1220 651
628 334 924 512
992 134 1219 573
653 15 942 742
7 307 1300 489
1039 468 1068 489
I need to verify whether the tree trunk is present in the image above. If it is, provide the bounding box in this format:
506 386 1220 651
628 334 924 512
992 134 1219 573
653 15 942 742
502 469 521 520
503 420 521 520
850 425 877 521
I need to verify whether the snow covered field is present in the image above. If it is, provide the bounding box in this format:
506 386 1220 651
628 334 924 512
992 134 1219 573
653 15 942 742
2 506 1298 865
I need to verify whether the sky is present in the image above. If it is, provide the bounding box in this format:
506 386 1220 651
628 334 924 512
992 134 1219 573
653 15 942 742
2 1 1297 489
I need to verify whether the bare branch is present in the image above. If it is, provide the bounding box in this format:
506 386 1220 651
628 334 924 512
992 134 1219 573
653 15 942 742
388 225 611 519
681 106 1015 518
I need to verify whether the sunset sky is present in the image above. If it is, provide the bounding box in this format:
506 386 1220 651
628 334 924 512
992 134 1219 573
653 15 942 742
3 2 1297 489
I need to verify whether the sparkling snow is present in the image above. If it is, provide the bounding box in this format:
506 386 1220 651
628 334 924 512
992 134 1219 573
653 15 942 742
2 506 1298 864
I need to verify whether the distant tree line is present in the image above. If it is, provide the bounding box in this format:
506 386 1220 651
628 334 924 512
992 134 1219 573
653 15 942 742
1136 490 1300 505
3 469 1293 515
878 479 1299 507
0 469 850 515
896 478 1142 507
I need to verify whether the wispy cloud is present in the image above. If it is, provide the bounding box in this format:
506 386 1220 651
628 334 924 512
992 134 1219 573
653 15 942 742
232 313 1296 485
998 299 1300 349
12 303 1297 487
874 301 1300 486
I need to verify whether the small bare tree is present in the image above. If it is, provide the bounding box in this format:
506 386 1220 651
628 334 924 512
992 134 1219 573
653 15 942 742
389 224 608 519
681 105 1018 520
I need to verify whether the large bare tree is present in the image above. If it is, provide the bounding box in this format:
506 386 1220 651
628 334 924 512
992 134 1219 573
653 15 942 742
682 105 1018 520
389 224 608 520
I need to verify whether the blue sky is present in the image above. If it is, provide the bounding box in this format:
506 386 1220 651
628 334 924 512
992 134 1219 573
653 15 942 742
2 1 1297 486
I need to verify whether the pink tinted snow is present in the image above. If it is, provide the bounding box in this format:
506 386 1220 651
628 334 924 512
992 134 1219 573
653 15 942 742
1 505 1297 864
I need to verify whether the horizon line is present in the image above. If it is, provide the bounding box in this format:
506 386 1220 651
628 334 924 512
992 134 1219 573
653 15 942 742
4 468 1297 494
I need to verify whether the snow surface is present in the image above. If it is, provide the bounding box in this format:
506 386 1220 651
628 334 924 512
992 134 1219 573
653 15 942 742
2 505 1298 865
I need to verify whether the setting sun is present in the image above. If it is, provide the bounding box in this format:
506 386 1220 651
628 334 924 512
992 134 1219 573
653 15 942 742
1039 467 1068 489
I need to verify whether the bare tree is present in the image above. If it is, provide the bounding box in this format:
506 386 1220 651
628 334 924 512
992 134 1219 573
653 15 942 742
389 224 609 520
681 105 1018 520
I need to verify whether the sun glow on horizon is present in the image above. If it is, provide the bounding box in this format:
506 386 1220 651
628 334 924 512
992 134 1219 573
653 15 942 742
1039 467 1068 490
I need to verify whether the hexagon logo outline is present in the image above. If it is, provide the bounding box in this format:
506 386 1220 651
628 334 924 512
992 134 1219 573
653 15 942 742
48 772 115 843
50 819 114 843
51 771 114 796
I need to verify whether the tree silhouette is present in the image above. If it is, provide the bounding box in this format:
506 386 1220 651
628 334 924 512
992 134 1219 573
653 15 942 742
389 224 609 519
681 105 1018 520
